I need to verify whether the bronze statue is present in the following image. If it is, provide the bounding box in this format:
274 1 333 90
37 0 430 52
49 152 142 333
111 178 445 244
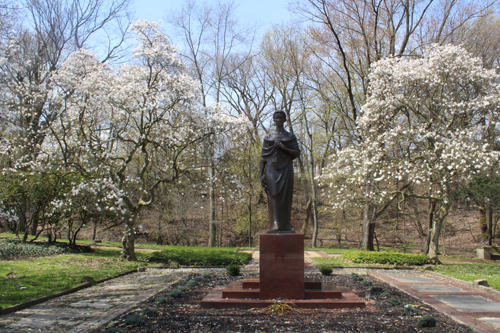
260 110 300 233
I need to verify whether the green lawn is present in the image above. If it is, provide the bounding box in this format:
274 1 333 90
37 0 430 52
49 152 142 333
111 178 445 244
0 247 154 308
433 262 500 291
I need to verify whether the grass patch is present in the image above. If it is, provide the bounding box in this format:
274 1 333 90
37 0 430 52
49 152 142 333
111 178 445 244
342 251 428 266
433 262 500 292
0 247 152 308
145 246 251 266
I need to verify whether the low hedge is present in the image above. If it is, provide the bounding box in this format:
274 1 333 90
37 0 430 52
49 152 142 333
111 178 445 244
342 250 428 266
145 247 252 266
0 239 92 260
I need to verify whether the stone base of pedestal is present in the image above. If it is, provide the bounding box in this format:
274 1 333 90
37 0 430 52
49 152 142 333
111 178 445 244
200 233 365 309
200 281 365 309
259 233 305 299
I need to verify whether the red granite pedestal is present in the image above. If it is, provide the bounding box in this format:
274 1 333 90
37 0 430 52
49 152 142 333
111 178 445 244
200 233 365 309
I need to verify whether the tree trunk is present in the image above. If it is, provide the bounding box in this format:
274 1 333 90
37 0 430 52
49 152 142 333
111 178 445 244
488 204 493 246
479 204 488 238
309 158 319 248
17 197 27 235
424 199 437 255
248 197 252 247
30 212 38 236
301 199 312 234
208 157 217 247
427 200 451 264
361 203 375 251
121 221 137 261
92 219 97 241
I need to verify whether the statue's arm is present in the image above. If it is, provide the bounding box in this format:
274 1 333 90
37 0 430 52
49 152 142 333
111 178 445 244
259 161 267 189
275 141 300 158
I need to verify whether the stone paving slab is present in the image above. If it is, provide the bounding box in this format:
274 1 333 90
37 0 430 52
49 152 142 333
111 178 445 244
411 284 465 292
0 268 200 333
481 318 500 330
390 276 439 283
373 270 500 333
431 295 500 312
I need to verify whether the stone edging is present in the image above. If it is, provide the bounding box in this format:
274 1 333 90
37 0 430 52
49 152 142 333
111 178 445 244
0 267 146 316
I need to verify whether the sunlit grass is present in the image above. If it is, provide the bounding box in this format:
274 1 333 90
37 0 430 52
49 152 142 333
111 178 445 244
0 247 155 308
433 262 500 291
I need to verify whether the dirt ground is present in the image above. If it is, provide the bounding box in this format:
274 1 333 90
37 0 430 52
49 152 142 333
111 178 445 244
103 272 473 333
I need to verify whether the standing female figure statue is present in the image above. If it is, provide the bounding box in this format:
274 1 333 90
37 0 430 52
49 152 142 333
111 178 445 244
259 110 300 233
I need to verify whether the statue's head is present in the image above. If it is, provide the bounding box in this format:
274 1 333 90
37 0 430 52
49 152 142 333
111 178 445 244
273 110 287 121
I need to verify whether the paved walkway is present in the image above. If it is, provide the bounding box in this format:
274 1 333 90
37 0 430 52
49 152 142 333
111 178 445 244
0 268 202 333
1 251 500 333
372 269 500 333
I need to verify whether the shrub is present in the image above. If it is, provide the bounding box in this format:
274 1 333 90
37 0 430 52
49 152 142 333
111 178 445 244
370 286 383 292
103 328 124 333
141 306 158 316
400 306 420 316
154 296 169 304
202 273 212 279
124 313 145 326
145 247 252 266
167 289 183 298
363 281 373 287
351 273 364 282
342 251 428 266
187 279 200 287
177 285 189 292
0 239 92 260
318 265 333 276
379 292 391 298
418 315 437 327
388 297 401 306
226 264 241 276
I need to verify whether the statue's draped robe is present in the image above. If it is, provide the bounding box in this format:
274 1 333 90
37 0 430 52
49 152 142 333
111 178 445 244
260 132 300 232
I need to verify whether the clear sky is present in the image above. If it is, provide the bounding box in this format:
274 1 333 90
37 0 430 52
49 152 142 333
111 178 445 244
132 0 294 30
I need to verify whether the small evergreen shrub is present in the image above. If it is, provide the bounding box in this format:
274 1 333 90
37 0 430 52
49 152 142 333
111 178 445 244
350 272 364 282
418 315 437 327
379 292 391 298
363 280 373 287
400 306 420 316
124 313 145 326
342 251 428 266
388 297 401 306
187 279 200 287
103 328 124 333
145 247 252 266
202 273 212 279
176 285 189 292
226 264 241 276
141 306 158 316
370 286 383 292
167 289 183 298
154 296 169 304
318 264 333 275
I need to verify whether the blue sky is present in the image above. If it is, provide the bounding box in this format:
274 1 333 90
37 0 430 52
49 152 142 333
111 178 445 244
132 0 294 29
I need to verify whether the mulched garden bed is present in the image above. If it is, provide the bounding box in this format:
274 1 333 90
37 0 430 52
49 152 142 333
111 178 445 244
101 272 473 333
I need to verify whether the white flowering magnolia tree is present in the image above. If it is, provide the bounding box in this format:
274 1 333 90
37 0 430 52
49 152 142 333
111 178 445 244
48 20 247 260
320 44 500 263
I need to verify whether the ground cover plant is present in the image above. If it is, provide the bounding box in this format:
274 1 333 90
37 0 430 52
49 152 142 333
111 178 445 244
145 246 252 266
342 251 428 266
0 239 92 260
103 272 472 333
